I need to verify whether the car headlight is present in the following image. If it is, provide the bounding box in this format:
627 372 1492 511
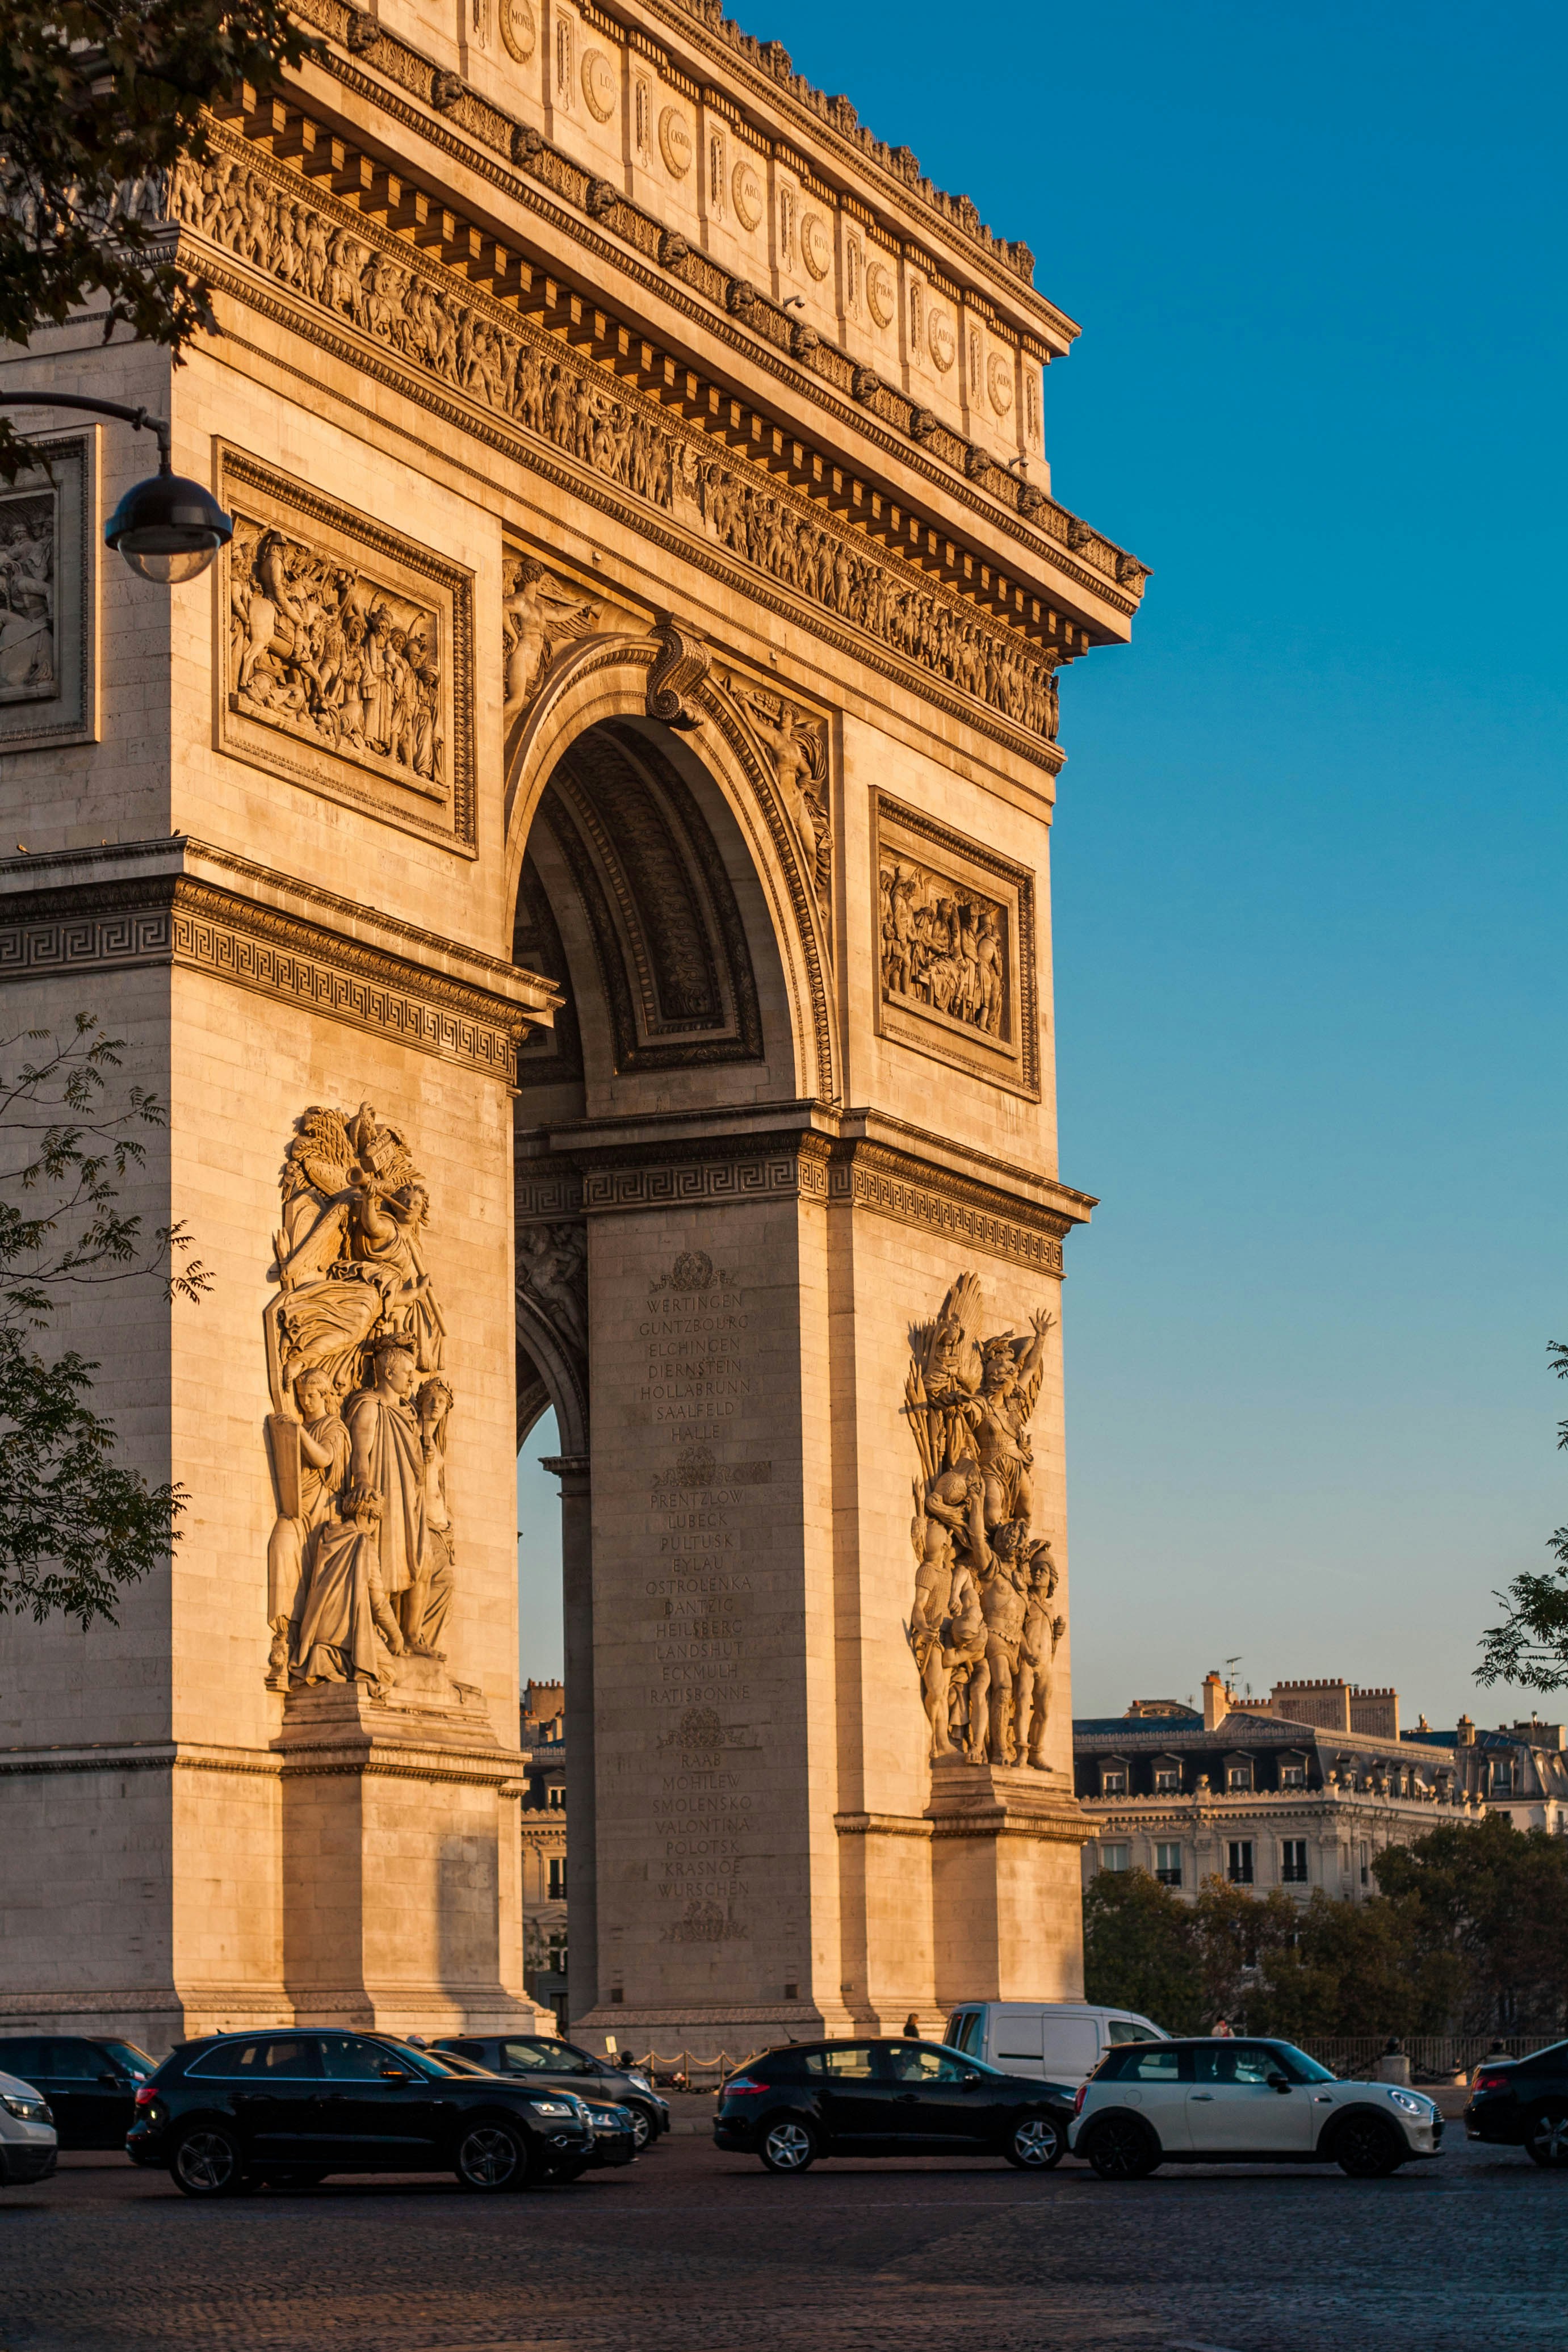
626 2073 652 2092
1386 2090 1430 2117
527 2099 576 2118
1 2094 52 2124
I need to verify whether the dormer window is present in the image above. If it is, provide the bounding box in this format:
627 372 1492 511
1279 1754 1307 1789
1492 1759 1514 1794
1153 1759 1182 1793
1226 1760 1253 1793
1099 1756 1129 1796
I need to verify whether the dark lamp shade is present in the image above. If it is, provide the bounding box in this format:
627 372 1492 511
103 473 233 584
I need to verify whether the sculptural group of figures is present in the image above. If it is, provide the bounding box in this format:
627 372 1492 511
880 862 1006 1036
167 154 1063 743
229 518 443 786
0 499 54 698
263 1104 455 1692
906 1276 1064 1768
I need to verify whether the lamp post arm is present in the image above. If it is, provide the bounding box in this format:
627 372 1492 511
0 392 171 472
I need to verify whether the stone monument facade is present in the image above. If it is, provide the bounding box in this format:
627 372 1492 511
0 0 1142 2051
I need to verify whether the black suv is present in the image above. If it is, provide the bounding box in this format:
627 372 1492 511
125 2029 592 2196
713 2039 1075 2173
431 2035 670 2150
1465 2041 1568 2167
0 2036 156 2150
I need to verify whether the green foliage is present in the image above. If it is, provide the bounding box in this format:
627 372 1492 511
1082 1868 1207 2034
0 1016 208 1626
1477 1341 1568 1693
1374 1813 1568 2035
0 0 315 479
1083 1816 1567 2039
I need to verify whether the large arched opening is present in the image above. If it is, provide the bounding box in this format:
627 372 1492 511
506 656 829 2028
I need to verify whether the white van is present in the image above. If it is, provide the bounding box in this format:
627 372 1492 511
944 2002 1168 2085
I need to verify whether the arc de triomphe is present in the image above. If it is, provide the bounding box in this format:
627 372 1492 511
0 0 1142 2052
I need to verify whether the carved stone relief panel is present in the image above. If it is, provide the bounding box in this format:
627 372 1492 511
262 1102 457 1695
216 446 476 854
717 667 833 912
905 1274 1063 1771
875 794 1038 1099
0 430 98 754
501 540 639 734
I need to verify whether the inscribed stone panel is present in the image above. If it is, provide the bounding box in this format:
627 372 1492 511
215 446 476 854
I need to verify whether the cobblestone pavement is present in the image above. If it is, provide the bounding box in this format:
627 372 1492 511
1 2128 1558 2352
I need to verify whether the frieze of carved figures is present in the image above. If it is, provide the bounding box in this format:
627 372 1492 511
166 153 1063 745
516 1221 588 1371
228 514 443 792
904 1274 1064 1769
880 855 1007 1039
0 492 56 705
262 1103 455 1694
502 552 603 726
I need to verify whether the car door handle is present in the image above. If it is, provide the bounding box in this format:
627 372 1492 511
1190 2093 1214 2102
896 2093 920 2103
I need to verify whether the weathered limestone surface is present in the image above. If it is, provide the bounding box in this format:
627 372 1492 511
0 0 1141 2051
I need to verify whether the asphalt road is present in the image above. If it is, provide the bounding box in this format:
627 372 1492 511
0 2123 1558 2352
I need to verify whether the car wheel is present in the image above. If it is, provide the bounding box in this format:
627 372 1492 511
1084 2115 1161 2181
454 2122 531 2192
170 2127 247 2199
1004 2113 1064 2171
1526 2106 1568 2167
1331 2114 1406 2178
759 2116 817 2174
626 2102 656 2152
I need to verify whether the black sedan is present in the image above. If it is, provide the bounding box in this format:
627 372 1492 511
714 2039 1076 2173
432 2049 638 2175
1465 2040 1568 2167
0 2035 156 2150
125 2028 592 2196
431 2034 670 2150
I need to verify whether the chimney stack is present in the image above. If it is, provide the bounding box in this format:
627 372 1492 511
1202 1670 1230 1733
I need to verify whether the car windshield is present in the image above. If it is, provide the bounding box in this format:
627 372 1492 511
380 2041 462 2080
100 2040 156 2077
1268 2043 1337 2084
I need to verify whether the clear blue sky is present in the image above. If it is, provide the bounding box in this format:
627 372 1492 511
521 0 1568 1729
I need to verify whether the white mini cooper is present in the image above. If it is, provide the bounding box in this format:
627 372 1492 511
1070 2036 1442 2178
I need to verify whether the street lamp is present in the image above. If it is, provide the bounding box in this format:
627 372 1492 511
0 392 232 584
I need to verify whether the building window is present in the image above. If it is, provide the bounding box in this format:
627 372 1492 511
1154 1764 1181 1792
1226 1763 1253 1793
1492 1761 1514 1794
1281 1839 1308 1884
1099 1844 1130 1873
1100 1765 1127 1795
1155 1842 1183 1886
1280 1761 1306 1789
547 1785 565 1810
547 1858 567 1900
1227 1840 1254 1885
1359 1840 1369 1886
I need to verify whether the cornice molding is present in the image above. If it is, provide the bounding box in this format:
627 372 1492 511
0 850 556 1081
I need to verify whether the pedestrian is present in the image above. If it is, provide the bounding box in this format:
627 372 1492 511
903 2013 921 2039
1211 2016 1233 2038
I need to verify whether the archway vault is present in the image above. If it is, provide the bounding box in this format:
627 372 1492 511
502 631 837 1109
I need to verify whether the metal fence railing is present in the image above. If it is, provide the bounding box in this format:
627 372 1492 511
1296 2033 1564 2083
611 2049 762 2090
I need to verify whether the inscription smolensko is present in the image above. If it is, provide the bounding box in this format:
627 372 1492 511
263 1102 456 1692
905 1273 1063 1769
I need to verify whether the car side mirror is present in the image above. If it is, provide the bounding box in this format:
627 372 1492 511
379 2065 411 2081
1270 2078 1292 2093
98 2073 123 2087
